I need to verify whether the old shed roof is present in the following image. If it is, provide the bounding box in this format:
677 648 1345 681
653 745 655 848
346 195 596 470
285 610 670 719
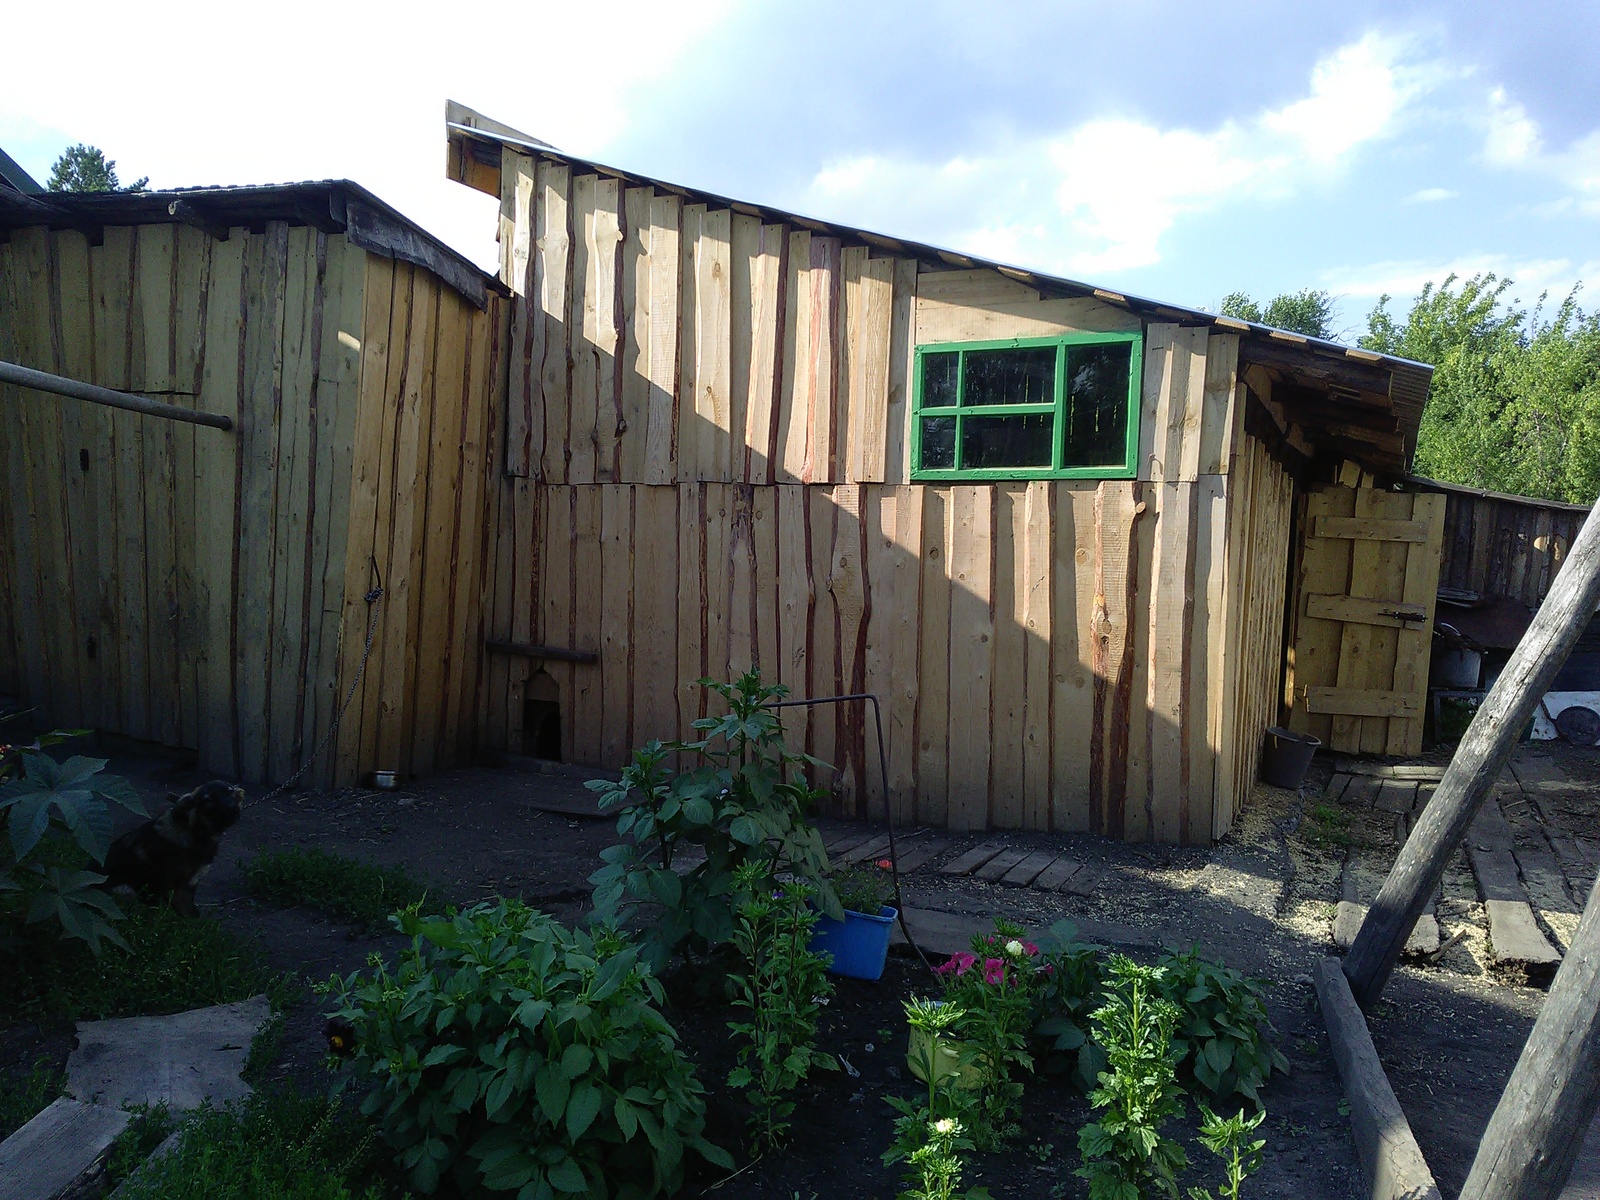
445 101 1433 476
0 179 494 309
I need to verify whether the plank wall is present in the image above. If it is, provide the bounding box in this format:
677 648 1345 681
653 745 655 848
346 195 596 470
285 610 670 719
0 224 501 790
1431 486 1588 607
480 164 1286 842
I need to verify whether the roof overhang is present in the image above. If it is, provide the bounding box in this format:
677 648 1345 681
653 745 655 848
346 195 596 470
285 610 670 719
0 179 495 310
445 101 1432 474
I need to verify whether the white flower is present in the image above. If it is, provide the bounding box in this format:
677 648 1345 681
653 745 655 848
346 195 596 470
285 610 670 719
933 1118 956 1136
1005 939 1025 958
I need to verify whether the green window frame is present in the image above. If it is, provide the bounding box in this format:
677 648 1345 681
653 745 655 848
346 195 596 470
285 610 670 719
910 332 1143 481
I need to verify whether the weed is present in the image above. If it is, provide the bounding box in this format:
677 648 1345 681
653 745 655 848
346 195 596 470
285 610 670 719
1302 803 1354 848
103 1104 178 1189
0 1057 65 1140
1027 1141 1055 1164
111 1088 388 1200
1186 1105 1266 1200
1 900 293 1026
243 848 429 930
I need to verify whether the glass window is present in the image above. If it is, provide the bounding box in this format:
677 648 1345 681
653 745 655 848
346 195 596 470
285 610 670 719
911 334 1140 478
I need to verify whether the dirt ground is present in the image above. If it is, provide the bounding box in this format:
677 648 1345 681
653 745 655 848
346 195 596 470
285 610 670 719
10 738 1593 1197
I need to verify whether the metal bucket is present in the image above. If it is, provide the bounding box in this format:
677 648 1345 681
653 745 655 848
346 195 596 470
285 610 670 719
1261 726 1320 789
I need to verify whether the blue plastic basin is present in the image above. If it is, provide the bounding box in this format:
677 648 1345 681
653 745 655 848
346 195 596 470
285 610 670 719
809 905 898 981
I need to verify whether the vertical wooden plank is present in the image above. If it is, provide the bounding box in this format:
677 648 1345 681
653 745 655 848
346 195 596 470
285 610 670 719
775 485 812 760
990 485 1027 828
502 151 537 478
267 226 319 780
676 205 704 482
1197 335 1239 476
692 208 733 481
600 484 635 765
1022 480 1053 831
1052 485 1097 833
1092 482 1143 838
641 194 682 485
883 258 918 486
1387 492 1446 755
751 485 781 680
109 226 152 738
846 251 895 483
677 482 706 736
775 231 813 483
592 178 626 480
0 242 17 702
1138 323 1178 480
887 483 923 825
1172 327 1209 482
916 487 951 827
570 485 604 762
566 174 600 486
830 484 868 812
703 482 733 686
631 484 679 744
136 225 181 744
535 162 572 484
535 488 573 758
1147 480 1196 841
807 237 842 484
809 485 840 795
1195 474 1228 842
727 483 757 679
862 486 896 821
619 187 652 482
1122 482 1158 841
946 486 994 831
742 223 785 484
170 226 211 749
730 214 759 484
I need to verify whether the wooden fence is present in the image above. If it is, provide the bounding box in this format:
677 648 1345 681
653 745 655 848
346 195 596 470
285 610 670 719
1416 478 1591 607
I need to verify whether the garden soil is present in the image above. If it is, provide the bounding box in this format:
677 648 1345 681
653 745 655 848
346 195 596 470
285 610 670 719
10 742 1594 1197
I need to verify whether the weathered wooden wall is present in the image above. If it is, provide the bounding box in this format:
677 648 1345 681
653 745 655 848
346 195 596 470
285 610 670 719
1423 480 1589 607
0 223 501 789
479 159 1296 841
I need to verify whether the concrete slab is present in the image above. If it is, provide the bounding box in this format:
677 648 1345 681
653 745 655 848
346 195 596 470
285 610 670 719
890 905 1156 958
67 995 271 1112
0 1097 130 1200
1485 899 1563 985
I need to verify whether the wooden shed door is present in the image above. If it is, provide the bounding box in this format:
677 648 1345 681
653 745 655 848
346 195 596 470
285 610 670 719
1288 486 1447 756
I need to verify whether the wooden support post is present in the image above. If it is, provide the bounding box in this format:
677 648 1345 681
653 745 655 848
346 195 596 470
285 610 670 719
1459 866 1600 1200
1344 493 1600 1008
0 358 235 430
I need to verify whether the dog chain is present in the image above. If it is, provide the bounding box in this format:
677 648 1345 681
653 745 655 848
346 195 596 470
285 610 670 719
247 572 384 809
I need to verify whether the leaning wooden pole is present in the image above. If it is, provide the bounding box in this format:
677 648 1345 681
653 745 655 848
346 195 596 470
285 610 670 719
1459 863 1600 1200
0 359 234 430
1344 491 1600 1009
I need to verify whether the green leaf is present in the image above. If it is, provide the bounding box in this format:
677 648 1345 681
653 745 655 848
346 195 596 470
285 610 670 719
546 1156 587 1194
566 1081 603 1141
535 1064 570 1125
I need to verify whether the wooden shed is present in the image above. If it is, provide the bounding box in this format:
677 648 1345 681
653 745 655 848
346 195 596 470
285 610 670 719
0 181 505 789
444 104 1436 842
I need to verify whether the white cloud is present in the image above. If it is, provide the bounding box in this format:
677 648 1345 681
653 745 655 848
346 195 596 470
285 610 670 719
1484 87 1542 166
1319 255 1600 304
1405 187 1458 203
799 31 1433 277
1479 87 1600 216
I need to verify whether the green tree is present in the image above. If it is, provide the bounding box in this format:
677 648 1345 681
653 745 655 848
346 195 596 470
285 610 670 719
1219 289 1335 339
1362 274 1600 504
47 144 147 193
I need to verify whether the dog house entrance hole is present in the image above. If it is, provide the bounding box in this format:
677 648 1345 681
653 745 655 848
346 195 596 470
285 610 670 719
523 670 562 761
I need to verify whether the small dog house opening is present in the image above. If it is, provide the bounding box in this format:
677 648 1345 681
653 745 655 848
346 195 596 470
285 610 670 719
523 670 562 761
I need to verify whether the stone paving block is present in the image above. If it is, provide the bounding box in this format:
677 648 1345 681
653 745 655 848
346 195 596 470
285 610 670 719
68 996 270 1112
1344 776 1382 807
1325 773 1353 800
1373 780 1419 814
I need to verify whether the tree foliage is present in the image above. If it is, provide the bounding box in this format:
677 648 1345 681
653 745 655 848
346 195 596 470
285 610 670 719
1219 289 1335 339
47 144 147 193
1361 274 1600 504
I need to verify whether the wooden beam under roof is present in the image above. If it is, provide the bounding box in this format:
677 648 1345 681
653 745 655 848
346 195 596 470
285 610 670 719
1240 335 1393 396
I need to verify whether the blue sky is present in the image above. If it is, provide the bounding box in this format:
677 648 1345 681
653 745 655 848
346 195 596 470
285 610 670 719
5 1 1597 340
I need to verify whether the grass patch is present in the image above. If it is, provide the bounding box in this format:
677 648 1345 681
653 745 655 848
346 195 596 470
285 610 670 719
0 901 293 1027
104 1104 179 1189
0 1057 65 1140
244 848 429 929
110 1088 392 1200
1303 802 1355 848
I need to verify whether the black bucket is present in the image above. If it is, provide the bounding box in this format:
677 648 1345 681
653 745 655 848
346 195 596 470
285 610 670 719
1261 726 1320 789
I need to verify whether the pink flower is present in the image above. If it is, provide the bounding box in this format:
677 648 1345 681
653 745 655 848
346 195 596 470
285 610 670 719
1022 941 1039 957
937 951 978 978
876 859 893 871
982 958 1006 986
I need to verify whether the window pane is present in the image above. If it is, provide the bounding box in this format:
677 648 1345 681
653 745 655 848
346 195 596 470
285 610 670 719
962 346 1056 406
962 414 1054 469
921 416 957 468
1063 341 1132 466
922 352 959 407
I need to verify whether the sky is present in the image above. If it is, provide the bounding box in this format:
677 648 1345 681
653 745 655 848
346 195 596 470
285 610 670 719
5 1 1598 341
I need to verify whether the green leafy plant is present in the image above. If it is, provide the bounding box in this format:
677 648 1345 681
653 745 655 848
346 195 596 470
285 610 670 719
110 1089 383 1200
1076 956 1189 1200
1187 1104 1267 1200
1301 803 1354 849
933 918 1042 1149
2 899 291 1025
588 671 837 971
898 1117 992 1200
102 1103 178 1190
244 847 430 929
1030 920 1108 1092
0 738 144 953
322 900 730 1198
830 862 893 915
1156 948 1288 1106
725 865 837 1154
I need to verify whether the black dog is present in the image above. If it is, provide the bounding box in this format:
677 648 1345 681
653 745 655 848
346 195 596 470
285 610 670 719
100 780 243 916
